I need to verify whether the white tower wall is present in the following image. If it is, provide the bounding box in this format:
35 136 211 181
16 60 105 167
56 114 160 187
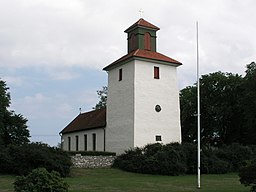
134 60 181 147
105 61 135 154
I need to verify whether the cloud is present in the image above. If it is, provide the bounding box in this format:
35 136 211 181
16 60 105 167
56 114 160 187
48 70 80 81
1 0 256 146
1 76 24 86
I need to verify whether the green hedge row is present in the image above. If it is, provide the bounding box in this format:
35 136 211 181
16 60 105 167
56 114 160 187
113 143 256 175
0 142 72 177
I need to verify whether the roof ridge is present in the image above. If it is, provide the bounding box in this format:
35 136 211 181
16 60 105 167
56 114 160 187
124 18 160 32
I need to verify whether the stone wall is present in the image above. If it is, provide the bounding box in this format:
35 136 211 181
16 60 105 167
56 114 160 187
71 155 116 168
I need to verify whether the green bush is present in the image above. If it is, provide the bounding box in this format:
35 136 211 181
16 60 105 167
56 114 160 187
14 168 68 192
113 143 256 176
201 148 229 174
0 142 72 176
216 143 253 171
182 143 197 174
113 143 187 176
239 160 256 192
0 147 13 173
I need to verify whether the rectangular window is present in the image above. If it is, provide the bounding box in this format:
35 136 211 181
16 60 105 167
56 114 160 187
75 136 79 151
156 135 162 142
92 133 96 151
154 66 160 79
119 68 122 81
68 137 71 151
84 134 87 151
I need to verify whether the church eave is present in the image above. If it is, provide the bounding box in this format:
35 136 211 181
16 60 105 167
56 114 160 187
103 49 182 71
60 124 106 135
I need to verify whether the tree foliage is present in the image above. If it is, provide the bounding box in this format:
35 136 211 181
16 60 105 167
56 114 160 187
0 79 30 146
0 142 72 176
93 86 108 109
180 71 243 146
241 62 256 144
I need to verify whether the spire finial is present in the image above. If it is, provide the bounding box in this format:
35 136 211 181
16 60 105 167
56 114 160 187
139 8 144 18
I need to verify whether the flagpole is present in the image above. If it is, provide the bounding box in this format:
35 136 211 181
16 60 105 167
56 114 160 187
196 21 201 189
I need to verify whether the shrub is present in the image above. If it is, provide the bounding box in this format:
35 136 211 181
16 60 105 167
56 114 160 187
182 143 197 174
0 142 72 176
201 148 229 174
113 143 255 176
113 143 187 176
216 143 253 171
239 160 256 192
14 168 68 192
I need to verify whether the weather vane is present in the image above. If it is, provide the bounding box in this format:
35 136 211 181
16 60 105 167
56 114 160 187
139 8 144 18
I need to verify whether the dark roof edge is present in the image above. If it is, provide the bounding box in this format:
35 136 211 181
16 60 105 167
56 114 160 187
60 124 106 135
103 52 182 71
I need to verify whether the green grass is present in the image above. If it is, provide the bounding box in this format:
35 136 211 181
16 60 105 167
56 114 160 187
0 168 250 192
0 174 15 192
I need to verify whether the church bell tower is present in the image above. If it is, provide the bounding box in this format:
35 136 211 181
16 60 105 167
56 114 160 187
103 18 182 154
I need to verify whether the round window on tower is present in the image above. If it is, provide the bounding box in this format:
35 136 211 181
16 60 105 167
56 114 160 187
155 105 161 112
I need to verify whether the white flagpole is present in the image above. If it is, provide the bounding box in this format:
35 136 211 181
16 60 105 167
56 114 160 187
196 21 201 189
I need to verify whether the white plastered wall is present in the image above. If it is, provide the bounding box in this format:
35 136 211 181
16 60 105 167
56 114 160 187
61 128 105 151
134 60 181 147
105 61 135 155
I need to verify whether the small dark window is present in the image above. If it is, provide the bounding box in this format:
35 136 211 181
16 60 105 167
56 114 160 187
75 136 79 151
84 134 87 151
144 32 151 50
92 133 96 151
119 68 122 81
156 135 162 141
154 66 159 79
155 105 161 112
68 137 71 151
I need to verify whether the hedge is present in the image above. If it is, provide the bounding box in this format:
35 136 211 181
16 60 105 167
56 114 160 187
113 143 256 176
0 142 72 177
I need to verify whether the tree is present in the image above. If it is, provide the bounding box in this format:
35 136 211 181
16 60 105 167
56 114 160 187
93 86 108 109
0 79 30 146
180 72 244 146
241 62 256 144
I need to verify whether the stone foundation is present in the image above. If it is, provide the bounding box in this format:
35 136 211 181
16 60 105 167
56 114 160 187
71 155 116 168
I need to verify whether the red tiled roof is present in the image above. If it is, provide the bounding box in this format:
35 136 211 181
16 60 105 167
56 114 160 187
103 49 182 71
124 18 160 32
60 108 106 134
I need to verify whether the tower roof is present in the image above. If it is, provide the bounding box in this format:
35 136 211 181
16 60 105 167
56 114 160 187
103 49 181 71
124 18 160 33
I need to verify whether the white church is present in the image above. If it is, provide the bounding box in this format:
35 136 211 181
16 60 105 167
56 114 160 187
60 18 182 155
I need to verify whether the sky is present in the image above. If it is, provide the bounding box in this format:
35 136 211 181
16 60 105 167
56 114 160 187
0 0 255 146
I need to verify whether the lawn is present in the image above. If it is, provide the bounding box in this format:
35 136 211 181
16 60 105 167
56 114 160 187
0 168 250 192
